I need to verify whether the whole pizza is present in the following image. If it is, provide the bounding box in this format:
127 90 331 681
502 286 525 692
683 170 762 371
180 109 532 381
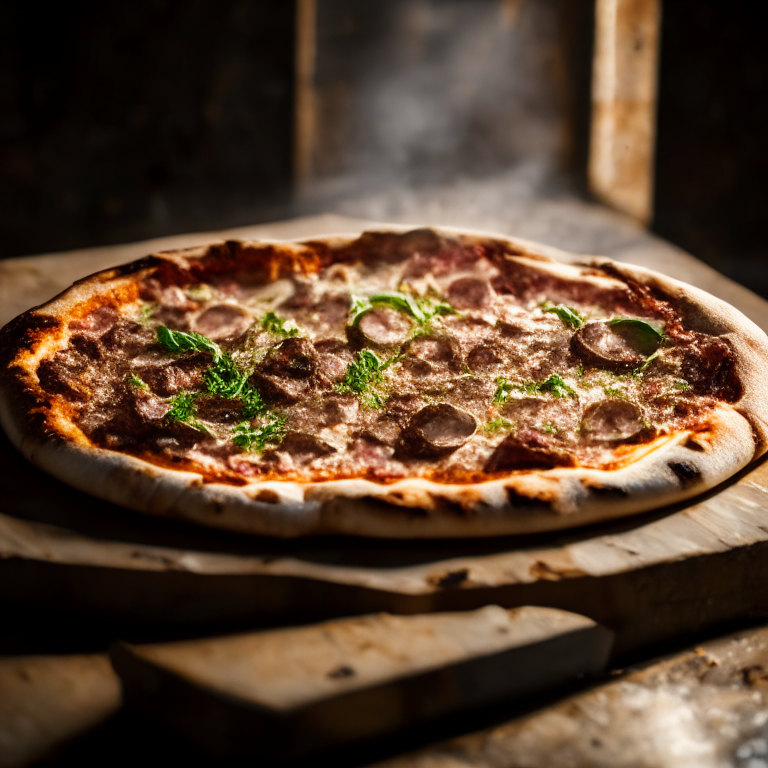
1 227 767 537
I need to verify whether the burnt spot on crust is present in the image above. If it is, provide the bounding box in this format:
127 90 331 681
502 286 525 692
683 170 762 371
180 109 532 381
668 461 702 488
505 487 554 510
587 483 630 499
428 568 470 588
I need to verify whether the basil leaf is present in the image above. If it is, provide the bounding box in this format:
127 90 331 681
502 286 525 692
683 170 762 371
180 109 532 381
542 302 584 329
608 318 665 352
156 326 222 363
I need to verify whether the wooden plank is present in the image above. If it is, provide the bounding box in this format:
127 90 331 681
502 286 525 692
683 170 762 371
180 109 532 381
294 0 317 187
373 622 768 768
589 0 661 224
0 654 120 767
111 606 611 760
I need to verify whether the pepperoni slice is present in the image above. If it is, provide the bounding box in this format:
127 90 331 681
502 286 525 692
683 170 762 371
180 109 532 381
581 399 645 442
572 322 647 370
192 304 254 341
397 404 476 458
349 307 412 349
484 430 576 472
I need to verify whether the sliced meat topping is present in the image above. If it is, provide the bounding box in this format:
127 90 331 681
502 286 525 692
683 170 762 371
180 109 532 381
485 429 576 472
134 355 206 397
572 321 652 370
259 337 318 379
348 307 413 349
101 322 156 358
445 277 495 310
679 335 741 402
276 433 337 464
192 304 254 341
401 335 462 374
581 399 645 442
195 395 245 424
397 404 476 459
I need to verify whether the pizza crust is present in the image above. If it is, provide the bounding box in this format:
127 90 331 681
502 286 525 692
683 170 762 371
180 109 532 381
1 226 767 538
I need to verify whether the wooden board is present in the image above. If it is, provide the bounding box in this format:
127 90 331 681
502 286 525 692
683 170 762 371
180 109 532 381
3 214 768 662
374 621 768 768
0 654 120 767
111 606 611 761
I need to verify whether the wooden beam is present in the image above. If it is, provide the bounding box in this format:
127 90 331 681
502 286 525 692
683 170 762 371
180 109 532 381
294 0 317 188
589 0 661 225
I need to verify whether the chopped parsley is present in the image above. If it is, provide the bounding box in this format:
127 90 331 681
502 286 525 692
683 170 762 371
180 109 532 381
485 417 515 432
542 301 584 329
261 311 298 337
576 363 586 378
232 414 287 453
164 393 214 437
674 379 691 391
137 304 155 324
603 385 627 399
493 373 576 403
336 349 398 409
126 373 148 390
542 422 558 434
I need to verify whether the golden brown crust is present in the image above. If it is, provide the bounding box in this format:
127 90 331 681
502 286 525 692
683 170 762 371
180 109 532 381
1 226 766 538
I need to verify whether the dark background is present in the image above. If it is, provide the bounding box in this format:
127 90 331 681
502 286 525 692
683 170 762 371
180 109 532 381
1 0 766 297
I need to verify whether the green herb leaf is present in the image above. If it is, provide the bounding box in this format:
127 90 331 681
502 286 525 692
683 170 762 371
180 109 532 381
674 379 691 391
493 376 515 404
576 363 585 378
156 326 222 362
633 349 662 378
542 301 584 329
126 373 148 390
137 304 155 324
204 354 249 399
261 311 299 337
336 349 398 409
537 373 576 399
542 422 558 434
232 414 286 453
349 291 460 330
485 417 514 432
165 392 199 423
603 385 627 399
608 318 665 350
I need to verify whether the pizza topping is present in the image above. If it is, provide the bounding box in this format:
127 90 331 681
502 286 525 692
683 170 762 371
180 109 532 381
192 304 253 341
580 399 645 442
541 301 585 329
350 306 413 349
23 233 747 486
572 321 658 370
397 403 477 459
485 430 576 472
445 277 495 310
260 311 299 338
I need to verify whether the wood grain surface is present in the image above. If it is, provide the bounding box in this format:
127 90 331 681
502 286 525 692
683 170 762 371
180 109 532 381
373 622 768 768
111 606 611 760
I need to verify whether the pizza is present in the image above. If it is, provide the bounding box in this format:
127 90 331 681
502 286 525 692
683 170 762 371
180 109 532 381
1 227 767 538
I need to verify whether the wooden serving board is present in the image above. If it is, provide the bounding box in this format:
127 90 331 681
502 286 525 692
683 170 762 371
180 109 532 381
111 606 611 761
3 214 768 661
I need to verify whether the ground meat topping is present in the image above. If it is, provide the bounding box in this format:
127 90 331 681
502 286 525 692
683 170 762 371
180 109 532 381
32 237 741 485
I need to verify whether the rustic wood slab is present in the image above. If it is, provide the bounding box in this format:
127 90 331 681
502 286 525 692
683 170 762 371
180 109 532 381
0 654 120 767
373 621 768 768
110 606 612 761
3 213 768 662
